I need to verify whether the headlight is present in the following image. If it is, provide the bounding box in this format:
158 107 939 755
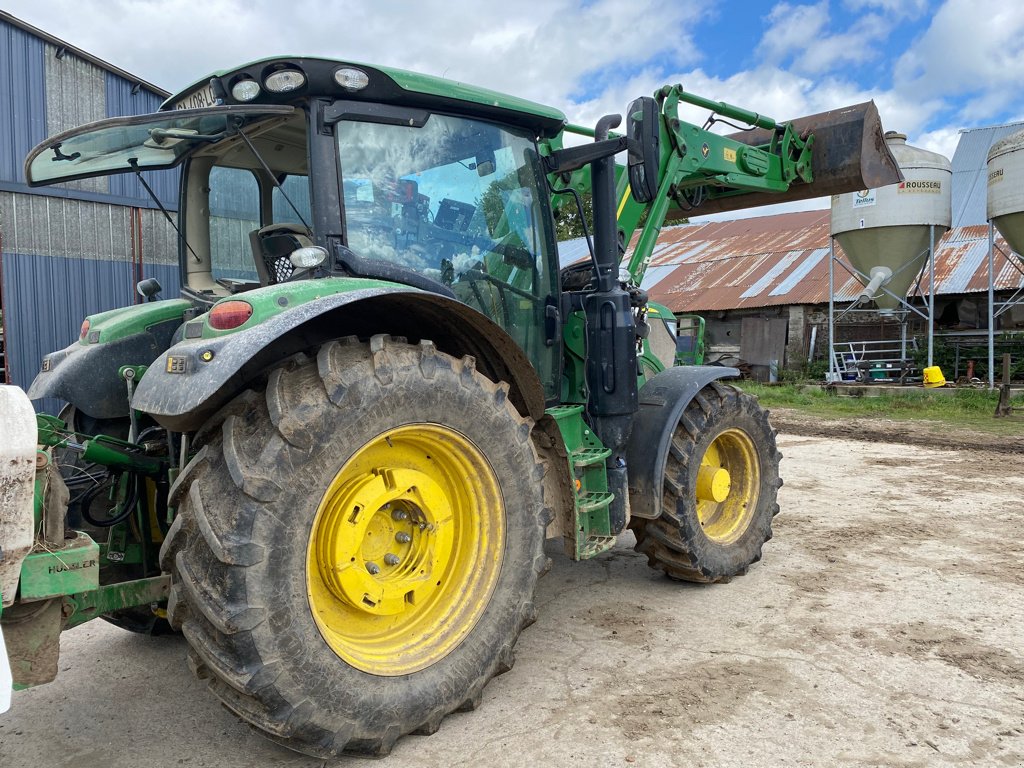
289 246 328 269
265 69 306 93
231 79 261 102
334 67 369 91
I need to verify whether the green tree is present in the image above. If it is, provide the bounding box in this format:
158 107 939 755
553 192 594 241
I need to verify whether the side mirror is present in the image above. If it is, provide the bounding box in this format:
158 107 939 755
475 148 496 177
136 277 162 302
626 96 660 204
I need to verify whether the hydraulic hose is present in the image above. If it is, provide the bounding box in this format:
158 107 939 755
80 473 139 528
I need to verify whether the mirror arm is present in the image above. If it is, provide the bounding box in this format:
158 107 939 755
542 136 630 175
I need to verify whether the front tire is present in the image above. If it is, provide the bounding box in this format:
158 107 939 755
630 381 781 582
160 336 549 757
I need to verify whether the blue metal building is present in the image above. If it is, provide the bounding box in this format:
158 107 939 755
0 11 181 411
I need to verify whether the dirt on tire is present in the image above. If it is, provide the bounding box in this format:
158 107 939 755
159 335 550 758
631 381 781 582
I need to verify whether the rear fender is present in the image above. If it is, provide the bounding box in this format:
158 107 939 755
625 366 739 520
132 287 546 431
27 300 190 419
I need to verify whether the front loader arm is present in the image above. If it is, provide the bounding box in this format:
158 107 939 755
545 85 901 286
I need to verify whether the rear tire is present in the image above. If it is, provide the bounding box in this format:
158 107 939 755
160 336 549 757
630 381 781 582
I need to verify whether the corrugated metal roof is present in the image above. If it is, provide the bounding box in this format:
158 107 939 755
951 122 1024 228
557 236 592 268
640 210 1024 313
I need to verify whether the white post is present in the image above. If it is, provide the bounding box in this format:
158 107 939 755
828 238 835 382
988 223 995 389
928 224 935 368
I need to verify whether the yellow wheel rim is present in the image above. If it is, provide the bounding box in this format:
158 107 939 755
695 428 760 544
306 424 504 676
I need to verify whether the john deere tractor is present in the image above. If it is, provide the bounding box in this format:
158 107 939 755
0 57 900 756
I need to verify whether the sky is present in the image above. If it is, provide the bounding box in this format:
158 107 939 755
5 0 1024 220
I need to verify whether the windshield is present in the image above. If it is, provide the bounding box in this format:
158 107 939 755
25 106 294 186
337 113 559 389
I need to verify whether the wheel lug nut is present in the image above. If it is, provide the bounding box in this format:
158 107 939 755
366 562 380 575
384 553 400 566
395 532 411 544
391 509 408 521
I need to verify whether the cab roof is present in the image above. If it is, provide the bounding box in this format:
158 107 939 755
163 56 567 138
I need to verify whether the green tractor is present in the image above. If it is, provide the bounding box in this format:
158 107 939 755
0 57 900 756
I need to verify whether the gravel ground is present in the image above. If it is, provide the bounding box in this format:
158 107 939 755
2 430 1023 767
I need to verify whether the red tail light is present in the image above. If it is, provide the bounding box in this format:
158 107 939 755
80 319 90 339
209 301 253 330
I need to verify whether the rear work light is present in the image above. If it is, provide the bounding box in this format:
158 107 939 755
209 301 253 330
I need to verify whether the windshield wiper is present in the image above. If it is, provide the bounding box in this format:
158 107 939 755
148 127 226 146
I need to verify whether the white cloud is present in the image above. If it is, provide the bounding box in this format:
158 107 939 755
913 126 961 160
840 0 928 18
757 1 892 77
4 0 1021 218
758 1 831 66
2 0 709 111
894 0 1024 105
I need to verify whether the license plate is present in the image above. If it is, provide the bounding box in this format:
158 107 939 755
174 83 218 111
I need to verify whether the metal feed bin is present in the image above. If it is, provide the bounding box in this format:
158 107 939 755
832 132 951 312
985 128 1024 387
827 132 952 381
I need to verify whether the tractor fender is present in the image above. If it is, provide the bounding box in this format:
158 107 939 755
26 317 183 419
132 287 547 432
625 365 739 520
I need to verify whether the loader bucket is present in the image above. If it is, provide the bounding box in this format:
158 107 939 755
669 100 902 218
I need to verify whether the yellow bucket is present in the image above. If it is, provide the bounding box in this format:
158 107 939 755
923 365 946 388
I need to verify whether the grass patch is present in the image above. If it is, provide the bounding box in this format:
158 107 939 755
736 382 1024 436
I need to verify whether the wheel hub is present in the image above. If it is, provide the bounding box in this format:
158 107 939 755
696 464 731 503
306 424 505 676
315 467 453 616
695 428 761 544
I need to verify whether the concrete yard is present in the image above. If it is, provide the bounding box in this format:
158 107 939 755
2 430 1022 767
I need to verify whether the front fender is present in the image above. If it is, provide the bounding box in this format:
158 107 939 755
132 287 547 431
625 365 739 520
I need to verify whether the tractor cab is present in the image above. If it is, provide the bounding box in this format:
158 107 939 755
25 57 568 390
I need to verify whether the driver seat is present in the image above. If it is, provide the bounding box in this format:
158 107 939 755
249 223 314 284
